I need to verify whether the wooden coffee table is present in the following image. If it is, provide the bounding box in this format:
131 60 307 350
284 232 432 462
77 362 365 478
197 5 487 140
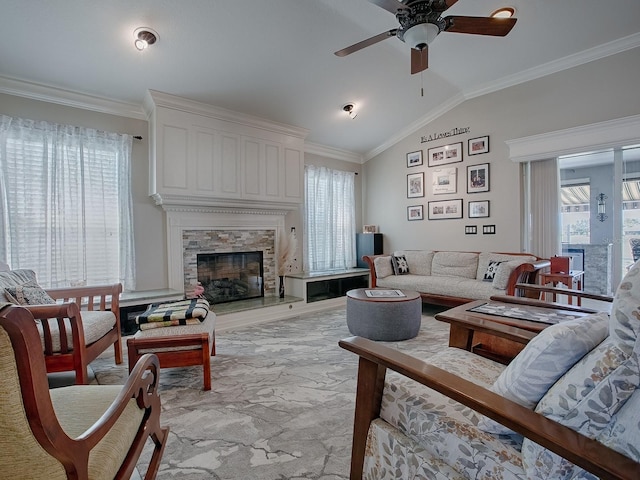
435 297 593 363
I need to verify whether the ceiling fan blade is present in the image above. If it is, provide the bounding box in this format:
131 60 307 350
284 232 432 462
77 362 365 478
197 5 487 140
443 16 517 36
368 0 409 15
334 29 398 57
411 46 428 74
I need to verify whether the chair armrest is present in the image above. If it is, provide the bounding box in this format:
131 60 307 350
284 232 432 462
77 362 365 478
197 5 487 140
78 353 164 447
339 336 639 480
506 259 551 296
23 302 84 355
362 254 388 288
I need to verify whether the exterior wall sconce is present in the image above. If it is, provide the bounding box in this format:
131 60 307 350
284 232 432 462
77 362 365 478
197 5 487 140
597 193 608 222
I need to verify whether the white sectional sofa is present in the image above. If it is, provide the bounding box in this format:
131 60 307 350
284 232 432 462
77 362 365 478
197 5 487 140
364 251 549 307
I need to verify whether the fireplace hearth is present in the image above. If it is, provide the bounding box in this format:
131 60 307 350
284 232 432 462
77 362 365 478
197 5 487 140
197 251 264 304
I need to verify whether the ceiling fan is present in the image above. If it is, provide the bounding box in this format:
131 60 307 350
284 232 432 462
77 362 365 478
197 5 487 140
334 0 517 74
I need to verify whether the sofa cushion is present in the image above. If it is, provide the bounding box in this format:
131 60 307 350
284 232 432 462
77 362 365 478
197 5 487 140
4 282 55 305
380 348 525 478
394 250 433 276
374 256 394 279
377 274 501 300
492 261 522 290
478 312 610 434
431 252 478 279
391 254 410 275
476 253 536 281
0 269 40 303
37 310 117 352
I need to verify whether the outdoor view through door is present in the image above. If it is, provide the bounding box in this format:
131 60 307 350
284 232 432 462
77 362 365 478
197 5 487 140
559 144 640 293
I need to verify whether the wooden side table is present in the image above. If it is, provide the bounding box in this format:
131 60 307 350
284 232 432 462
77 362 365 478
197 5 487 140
539 270 585 305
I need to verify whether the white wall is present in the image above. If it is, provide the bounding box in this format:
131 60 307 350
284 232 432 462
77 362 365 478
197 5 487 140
364 47 640 255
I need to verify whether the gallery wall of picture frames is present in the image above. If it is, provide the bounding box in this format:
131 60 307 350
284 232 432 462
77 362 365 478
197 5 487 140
404 134 491 223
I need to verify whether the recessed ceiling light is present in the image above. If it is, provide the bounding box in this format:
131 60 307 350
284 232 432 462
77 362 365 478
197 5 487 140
491 7 515 18
342 103 358 119
133 27 159 51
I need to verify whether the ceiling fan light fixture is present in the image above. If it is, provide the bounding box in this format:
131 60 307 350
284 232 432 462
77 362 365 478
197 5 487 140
491 7 516 18
133 27 159 51
342 103 358 119
402 23 439 50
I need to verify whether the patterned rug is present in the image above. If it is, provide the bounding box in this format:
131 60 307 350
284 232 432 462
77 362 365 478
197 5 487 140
91 305 450 479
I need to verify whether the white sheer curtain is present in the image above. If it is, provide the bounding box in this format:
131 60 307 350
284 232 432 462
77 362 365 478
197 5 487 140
0 115 136 289
526 158 561 258
304 165 356 272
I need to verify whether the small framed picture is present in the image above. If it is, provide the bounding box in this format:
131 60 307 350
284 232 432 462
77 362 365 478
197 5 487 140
468 136 489 155
363 224 378 233
467 163 490 193
468 200 490 218
427 142 463 167
465 225 478 235
407 172 425 198
428 199 463 220
406 150 423 167
407 205 424 221
431 167 457 195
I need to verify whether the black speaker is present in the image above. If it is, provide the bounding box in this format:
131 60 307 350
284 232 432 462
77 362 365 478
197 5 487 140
356 233 383 268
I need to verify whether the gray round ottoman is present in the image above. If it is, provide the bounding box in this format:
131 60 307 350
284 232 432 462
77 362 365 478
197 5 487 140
346 289 422 341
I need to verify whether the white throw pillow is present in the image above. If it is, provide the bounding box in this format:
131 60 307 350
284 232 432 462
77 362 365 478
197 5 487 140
478 312 610 434
491 260 523 290
373 256 394 279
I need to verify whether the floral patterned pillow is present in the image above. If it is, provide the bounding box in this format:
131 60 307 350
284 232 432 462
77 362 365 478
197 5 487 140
478 312 609 435
4 282 55 305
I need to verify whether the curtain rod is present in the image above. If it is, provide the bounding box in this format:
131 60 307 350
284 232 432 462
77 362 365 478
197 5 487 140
133 135 143 140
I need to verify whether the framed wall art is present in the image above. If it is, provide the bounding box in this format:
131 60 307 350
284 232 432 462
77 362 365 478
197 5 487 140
468 135 489 155
407 205 424 221
427 142 463 167
467 163 490 193
428 199 463 220
407 172 425 198
431 167 457 195
363 224 378 233
468 200 490 218
406 150 423 167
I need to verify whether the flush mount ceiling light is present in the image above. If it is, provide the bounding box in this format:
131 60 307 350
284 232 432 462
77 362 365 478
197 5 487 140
133 27 159 51
491 7 516 18
342 103 358 119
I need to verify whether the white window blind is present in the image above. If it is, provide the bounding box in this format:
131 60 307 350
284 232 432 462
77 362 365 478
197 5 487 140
0 115 135 289
304 165 356 272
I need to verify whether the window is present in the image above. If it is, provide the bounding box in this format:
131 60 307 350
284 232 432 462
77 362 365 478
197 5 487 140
0 115 135 289
560 181 591 244
304 165 356 272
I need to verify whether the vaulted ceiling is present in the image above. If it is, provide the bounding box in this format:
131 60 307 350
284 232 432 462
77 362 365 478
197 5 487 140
1 0 639 159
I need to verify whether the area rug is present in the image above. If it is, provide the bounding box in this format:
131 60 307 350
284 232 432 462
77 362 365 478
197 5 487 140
91 305 450 479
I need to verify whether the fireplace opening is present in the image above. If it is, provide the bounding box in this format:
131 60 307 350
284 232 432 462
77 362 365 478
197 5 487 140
197 251 264 304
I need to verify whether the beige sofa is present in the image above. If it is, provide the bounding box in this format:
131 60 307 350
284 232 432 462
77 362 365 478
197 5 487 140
364 251 549 307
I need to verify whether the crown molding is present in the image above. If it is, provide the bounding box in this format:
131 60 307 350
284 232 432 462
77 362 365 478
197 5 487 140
466 32 640 101
304 142 363 164
0 75 147 120
506 114 640 163
145 90 309 140
366 33 640 162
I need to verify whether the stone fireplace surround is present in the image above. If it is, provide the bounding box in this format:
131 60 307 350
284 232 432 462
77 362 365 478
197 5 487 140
165 206 287 298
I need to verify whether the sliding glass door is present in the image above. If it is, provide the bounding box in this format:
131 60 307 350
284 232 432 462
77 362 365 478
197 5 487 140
559 144 640 294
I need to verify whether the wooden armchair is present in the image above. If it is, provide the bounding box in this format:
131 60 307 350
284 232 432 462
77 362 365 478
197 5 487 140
340 336 639 479
28 283 124 384
0 269 123 384
0 303 168 479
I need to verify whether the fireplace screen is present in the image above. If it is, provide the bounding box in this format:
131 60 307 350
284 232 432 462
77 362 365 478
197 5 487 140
197 251 264 304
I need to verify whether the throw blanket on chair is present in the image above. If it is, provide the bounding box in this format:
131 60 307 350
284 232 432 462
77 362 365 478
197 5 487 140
136 298 210 330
